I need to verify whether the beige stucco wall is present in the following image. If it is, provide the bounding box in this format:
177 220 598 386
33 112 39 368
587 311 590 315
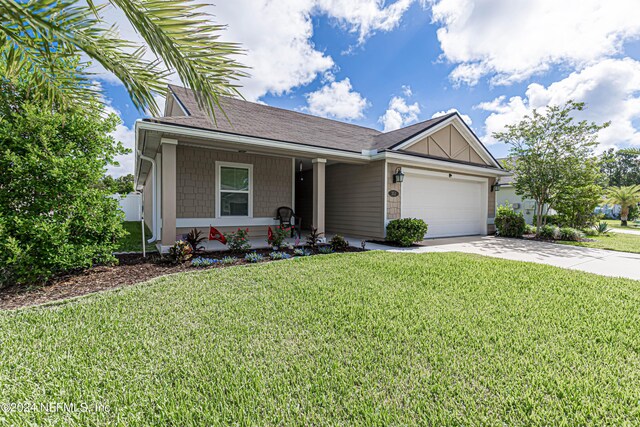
176 145 292 219
325 161 385 239
404 124 488 166
386 163 496 234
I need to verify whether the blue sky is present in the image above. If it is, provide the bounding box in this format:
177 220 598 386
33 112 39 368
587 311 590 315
102 0 640 176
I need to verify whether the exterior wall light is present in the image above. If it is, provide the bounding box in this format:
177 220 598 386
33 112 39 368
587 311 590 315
393 168 404 183
491 181 501 192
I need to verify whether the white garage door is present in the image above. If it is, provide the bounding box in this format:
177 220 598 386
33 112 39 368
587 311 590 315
401 172 487 239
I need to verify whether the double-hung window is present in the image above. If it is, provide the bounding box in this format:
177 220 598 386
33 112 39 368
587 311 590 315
217 162 252 217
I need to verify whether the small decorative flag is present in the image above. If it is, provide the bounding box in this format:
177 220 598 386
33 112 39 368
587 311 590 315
267 226 273 243
208 226 227 244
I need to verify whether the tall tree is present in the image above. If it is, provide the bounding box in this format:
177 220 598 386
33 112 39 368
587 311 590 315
599 148 640 187
605 185 640 226
494 101 609 232
0 0 246 115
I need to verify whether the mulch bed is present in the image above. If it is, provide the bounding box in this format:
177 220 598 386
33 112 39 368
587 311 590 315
0 246 364 311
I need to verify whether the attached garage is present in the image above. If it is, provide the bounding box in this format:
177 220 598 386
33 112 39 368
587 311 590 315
400 169 488 239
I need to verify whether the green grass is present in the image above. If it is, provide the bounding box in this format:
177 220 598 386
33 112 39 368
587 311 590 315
603 219 640 230
559 232 640 254
115 221 157 253
2 252 640 425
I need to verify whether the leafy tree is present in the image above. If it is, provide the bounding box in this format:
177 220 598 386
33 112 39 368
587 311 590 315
0 0 246 115
0 67 128 286
553 160 603 228
599 148 640 187
605 185 640 226
494 101 609 233
102 174 134 195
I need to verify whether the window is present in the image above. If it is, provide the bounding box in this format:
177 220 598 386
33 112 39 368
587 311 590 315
217 163 252 217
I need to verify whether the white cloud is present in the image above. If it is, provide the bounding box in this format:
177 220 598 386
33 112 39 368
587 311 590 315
103 104 136 178
429 0 640 85
379 95 421 131
92 1 415 101
305 78 369 120
432 108 472 125
475 58 640 149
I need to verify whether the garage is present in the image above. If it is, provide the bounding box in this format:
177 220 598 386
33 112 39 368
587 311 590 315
401 170 488 239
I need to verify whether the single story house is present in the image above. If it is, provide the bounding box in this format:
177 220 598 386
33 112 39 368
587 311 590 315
135 85 509 252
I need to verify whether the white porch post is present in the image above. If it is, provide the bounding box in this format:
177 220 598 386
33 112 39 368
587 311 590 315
312 158 326 234
160 138 178 248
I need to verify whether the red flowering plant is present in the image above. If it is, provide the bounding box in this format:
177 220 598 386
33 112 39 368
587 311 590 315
224 228 251 253
267 225 290 249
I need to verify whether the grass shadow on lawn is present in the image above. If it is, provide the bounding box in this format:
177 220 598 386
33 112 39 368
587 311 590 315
1 251 640 425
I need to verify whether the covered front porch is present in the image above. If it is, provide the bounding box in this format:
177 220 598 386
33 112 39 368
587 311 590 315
138 133 380 253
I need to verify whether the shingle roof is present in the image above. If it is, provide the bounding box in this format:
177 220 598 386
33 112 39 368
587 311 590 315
144 86 483 158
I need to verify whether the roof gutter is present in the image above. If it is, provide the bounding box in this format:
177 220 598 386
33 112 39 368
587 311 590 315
137 152 158 243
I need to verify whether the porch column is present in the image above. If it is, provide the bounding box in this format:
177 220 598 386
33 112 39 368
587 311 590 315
161 138 178 247
312 158 326 234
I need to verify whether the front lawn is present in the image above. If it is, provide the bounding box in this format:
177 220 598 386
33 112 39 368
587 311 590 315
115 221 157 253
603 219 640 230
2 252 640 425
559 232 640 254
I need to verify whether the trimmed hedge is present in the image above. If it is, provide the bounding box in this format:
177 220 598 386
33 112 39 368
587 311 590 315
495 203 527 238
386 218 429 247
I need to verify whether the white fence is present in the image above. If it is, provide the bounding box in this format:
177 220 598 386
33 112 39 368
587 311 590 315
112 193 141 221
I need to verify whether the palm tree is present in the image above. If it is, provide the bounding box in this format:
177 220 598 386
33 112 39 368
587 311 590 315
0 0 246 116
605 185 640 226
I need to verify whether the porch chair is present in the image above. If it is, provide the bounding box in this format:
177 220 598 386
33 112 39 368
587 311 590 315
276 206 301 238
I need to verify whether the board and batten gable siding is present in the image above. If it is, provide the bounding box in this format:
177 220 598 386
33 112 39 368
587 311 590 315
325 161 385 239
175 145 292 219
386 163 496 233
403 124 489 166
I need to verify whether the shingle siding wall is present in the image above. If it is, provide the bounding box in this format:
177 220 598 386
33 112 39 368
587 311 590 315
325 161 385 239
176 145 292 218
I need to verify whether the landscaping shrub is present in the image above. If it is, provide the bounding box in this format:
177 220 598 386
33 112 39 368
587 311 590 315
191 257 218 267
306 227 324 251
559 227 584 242
244 252 264 263
386 218 429 247
596 222 612 235
318 246 334 254
533 214 562 226
267 225 290 248
168 240 193 264
225 228 251 253
525 224 537 234
294 248 312 257
221 256 237 265
582 227 598 237
494 203 527 238
538 225 560 240
329 234 349 251
0 87 127 286
269 251 291 260
185 228 206 254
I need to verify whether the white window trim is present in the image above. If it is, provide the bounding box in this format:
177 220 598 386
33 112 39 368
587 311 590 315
215 161 253 218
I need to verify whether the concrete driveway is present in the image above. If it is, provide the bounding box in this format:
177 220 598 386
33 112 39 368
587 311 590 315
366 236 640 281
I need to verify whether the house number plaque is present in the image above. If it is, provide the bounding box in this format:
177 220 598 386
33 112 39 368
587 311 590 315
388 190 399 197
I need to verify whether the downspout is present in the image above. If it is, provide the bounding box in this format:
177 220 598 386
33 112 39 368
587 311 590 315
138 152 158 243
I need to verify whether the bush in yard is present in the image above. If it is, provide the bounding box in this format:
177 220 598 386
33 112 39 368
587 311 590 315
329 234 349 251
538 225 560 240
0 81 127 287
244 252 264 263
224 228 251 253
386 218 429 247
267 225 290 248
525 224 537 235
494 203 527 238
185 228 206 254
559 227 584 242
596 222 613 235
168 241 193 264
306 227 324 251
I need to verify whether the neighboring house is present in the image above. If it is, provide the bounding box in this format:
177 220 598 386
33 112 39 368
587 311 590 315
135 85 509 251
495 174 538 225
